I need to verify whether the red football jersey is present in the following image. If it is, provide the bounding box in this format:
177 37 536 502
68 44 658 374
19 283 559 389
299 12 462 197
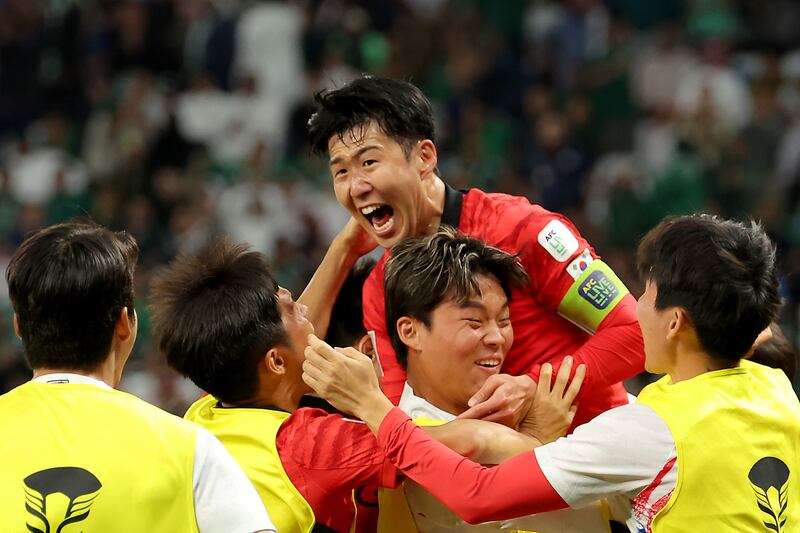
363 186 645 427
276 408 401 532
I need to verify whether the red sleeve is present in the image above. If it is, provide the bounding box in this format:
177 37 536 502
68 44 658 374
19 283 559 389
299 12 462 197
527 294 645 396
509 211 593 312
503 207 644 394
362 256 406 403
277 408 402 490
377 408 568 524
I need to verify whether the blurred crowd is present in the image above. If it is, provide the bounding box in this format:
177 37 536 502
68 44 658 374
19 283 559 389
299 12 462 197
1 0 799 411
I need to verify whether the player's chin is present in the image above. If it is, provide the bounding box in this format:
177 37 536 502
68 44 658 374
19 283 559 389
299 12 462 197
374 227 408 249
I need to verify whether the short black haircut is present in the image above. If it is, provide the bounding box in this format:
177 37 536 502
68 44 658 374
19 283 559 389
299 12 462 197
325 258 376 348
384 227 529 368
308 75 436 157
749 323 797 382
149 239 287 404
637 215 781 363
6 220 138 371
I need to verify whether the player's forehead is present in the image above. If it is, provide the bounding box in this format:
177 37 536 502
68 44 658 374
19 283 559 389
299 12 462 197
327 122 395 159
436 277 509 313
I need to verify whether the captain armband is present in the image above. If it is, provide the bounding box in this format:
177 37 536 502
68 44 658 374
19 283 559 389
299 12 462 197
557 260 629 334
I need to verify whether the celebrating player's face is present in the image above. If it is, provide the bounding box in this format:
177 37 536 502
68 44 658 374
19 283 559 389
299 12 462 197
405 275 514 415
327 122 434 249
277 287 316 371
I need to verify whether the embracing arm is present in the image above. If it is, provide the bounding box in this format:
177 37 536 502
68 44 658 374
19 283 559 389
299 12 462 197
378 409 567 524
424 420 541 465
302 334 667 525
301 335 570 523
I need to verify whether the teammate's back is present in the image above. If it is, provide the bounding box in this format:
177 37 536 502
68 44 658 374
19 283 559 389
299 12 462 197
1 220 274 533
0 380 200 532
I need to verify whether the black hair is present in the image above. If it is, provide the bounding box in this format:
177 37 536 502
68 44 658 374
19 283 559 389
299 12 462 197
637 215 781 363
6 220 138 371
150 239 287 404
384 227 529 368
325 258 376 348
308 76 436 157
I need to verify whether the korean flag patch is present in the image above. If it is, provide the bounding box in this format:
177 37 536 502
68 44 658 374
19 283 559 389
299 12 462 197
567 249 594 280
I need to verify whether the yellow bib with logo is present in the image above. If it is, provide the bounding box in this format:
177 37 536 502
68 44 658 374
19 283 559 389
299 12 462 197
637 360 800 532
185 394 316 533
0 381 199 532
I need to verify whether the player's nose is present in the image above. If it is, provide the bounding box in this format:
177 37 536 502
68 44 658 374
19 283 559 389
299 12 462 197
350 173 373 197
484 322 506 347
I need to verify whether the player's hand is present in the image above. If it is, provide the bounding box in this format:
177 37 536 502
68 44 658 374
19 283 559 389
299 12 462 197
336 217 379 258
519 357 585 444
302 334 391 429
457 374 537 428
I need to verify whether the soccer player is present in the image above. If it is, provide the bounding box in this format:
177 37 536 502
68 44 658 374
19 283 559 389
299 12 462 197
150 239 567 533
304 214 800 532
302 76 644 428
381 227 610 532
0 221 273 533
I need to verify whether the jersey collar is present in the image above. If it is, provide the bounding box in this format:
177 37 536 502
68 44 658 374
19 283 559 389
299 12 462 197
440 183 464 230
32 373 113 390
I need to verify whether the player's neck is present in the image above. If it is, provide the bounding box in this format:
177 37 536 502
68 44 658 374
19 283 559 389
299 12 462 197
231 379 302 412
406 367 463 416
33 359 117 389
420 175 446 235
668 349 739 383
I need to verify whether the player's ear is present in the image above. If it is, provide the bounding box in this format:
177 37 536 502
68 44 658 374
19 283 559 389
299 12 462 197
396 317 421 352
416 139 438 178
266 347 287 375
667 307 691 341
355 334 375 359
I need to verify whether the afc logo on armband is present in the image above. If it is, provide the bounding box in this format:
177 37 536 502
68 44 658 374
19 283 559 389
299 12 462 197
578 271 619 310
537 220 579 262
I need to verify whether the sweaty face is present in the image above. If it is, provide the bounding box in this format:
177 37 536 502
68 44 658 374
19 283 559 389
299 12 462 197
328 122 429 248
408 275 513 415
276 287 315 371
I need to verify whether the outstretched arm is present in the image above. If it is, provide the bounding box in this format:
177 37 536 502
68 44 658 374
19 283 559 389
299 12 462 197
299 219 377 339
303 334 667 525
379 409 568 524
423 420 540 465
301 335 569 523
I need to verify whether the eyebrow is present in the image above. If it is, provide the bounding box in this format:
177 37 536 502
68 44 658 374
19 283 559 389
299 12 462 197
459 299 510 311
329 145 382 167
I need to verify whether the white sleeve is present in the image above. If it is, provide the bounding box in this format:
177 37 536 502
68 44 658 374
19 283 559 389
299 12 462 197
193 427 276 533
534 402 677 509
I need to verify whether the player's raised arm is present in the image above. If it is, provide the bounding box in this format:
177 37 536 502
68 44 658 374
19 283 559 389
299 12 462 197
299 218 377 339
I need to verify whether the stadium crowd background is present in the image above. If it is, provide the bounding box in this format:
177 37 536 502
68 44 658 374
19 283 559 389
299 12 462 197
1 0 799 411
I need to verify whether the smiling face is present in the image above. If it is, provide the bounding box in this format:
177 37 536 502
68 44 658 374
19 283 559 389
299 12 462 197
404 274 513 415
327 122 437 248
